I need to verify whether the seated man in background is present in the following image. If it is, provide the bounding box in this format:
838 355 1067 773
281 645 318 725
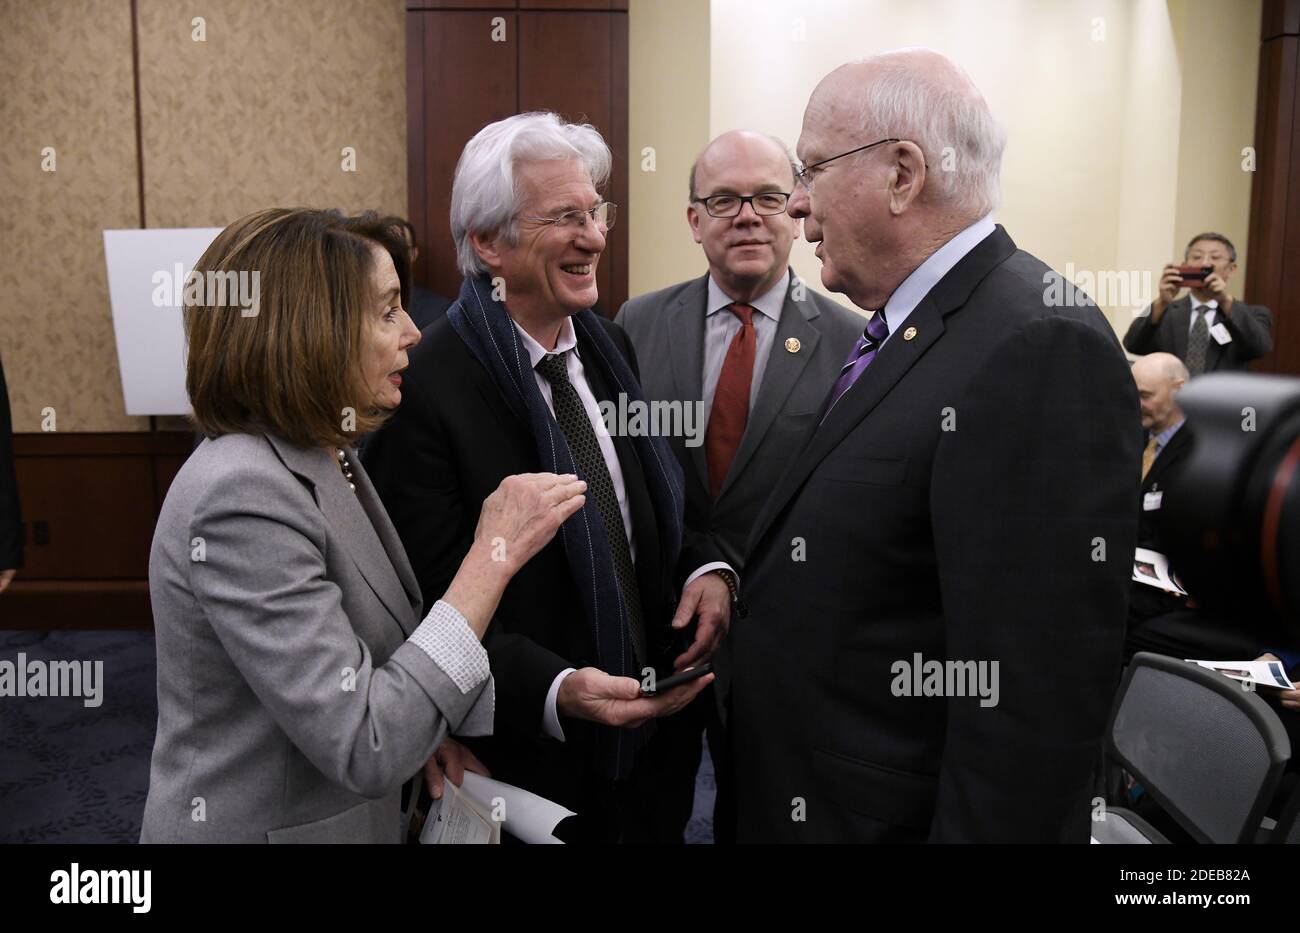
1123 233 1272 375
1125 352 1260 661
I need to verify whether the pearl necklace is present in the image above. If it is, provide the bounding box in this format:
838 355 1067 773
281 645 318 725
336 448 357 492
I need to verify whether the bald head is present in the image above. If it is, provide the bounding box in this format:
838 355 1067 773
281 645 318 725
787 47 1006 311
1133 352 1188 434
813 48 983 113
689 130 795 201
805 47 1004 220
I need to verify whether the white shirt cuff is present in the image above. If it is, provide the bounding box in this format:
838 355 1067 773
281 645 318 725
407 599 491 695
683 561 738 592
543 668 577 741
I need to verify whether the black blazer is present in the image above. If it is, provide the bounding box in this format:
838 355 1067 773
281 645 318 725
1123 296 1273 371
724 226 1141 843
0 355 22 571
1130 422 1195 622
1138 422 1193 549
408 284 453 331
363 314 708 809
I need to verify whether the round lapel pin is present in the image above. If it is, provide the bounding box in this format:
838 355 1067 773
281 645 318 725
903 326 917 341
785 337 801 353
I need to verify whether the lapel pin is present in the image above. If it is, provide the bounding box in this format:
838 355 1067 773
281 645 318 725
785 337 801 353
903 326 917 341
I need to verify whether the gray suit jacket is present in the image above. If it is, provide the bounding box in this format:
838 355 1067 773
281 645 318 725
617 272 863 571
141 432 493 843
1123 295 1273 371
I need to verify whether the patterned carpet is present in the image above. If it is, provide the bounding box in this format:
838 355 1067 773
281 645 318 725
0 629 715 844
0 630 159 843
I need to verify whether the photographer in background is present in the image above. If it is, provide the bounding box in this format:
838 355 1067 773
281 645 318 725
1123 232 1273 375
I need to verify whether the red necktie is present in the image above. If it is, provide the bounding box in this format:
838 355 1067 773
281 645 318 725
705 304 755 498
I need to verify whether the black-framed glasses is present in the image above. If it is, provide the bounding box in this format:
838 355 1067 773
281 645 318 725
519 201 617 231
692 191 791 218
794 138 902 190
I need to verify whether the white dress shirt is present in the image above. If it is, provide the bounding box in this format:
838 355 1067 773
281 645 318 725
878 215 997 342
1189 299 1218 334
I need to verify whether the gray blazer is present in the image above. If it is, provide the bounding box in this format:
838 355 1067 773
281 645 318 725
141 432 493 843
617 273 863 571
1123 295 1273 371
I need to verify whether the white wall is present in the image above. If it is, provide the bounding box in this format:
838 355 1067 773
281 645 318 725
628 0 1261 333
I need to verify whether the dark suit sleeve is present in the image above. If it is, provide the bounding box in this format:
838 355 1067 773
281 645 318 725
1122 304 1160 355
361 374 570 737
0 356 22 570
1222 302 1273 360
927 315 1139 842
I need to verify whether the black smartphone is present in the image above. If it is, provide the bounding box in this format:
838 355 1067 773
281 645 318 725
641 663 713 696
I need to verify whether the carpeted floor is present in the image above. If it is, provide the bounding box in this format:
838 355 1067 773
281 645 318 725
0 629 715 844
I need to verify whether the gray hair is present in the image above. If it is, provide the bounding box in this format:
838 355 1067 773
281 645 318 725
450 111 612 278
852 49 1006 218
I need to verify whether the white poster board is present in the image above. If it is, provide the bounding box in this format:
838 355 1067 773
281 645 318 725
103 227 222 415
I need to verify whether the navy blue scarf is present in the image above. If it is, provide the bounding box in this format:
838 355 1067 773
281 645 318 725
447 274 684 778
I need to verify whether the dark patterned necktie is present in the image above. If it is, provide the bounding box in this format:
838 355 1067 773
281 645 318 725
535 352 646 666
1187 307 1210 376
822 309 891 420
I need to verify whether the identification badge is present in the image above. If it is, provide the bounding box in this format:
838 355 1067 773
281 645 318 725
1210 322 1232 345
1143 490 1163 511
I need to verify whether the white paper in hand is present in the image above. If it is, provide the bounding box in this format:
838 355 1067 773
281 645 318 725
419 779 500 844
460 772 576 844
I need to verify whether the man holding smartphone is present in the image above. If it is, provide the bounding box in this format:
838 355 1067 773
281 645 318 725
1123 232 1273 375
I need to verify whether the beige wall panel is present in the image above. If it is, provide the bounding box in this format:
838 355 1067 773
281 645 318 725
627 0 713 299
136 0 407 229
0 0 147 433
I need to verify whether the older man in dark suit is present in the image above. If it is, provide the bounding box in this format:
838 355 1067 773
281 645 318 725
1125 352 1259 661
1123 233 1272 375
724 49 1141 843
616 129 861 840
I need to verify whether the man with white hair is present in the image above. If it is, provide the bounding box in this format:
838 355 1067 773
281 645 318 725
364 112 724 842
721 50 1141 842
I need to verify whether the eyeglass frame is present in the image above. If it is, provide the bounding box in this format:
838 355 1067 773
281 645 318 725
793 137 906 190
690 191 793 219
517 201 617 230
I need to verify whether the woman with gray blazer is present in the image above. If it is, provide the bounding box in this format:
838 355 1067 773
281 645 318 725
140 209 586 843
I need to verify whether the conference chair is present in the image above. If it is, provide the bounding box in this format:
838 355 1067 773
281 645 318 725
1096 652 1290 844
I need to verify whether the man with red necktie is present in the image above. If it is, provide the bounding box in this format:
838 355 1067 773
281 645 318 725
617 129 861 841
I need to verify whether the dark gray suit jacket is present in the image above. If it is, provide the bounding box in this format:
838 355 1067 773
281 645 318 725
141 432 493 843
727 227 1139 843
616 272 863 573
1123 295 1273 371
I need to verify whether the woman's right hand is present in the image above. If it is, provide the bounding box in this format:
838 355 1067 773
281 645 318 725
473 473 587 576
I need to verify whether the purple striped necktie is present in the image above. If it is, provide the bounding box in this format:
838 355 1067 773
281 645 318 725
822 310 890 420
